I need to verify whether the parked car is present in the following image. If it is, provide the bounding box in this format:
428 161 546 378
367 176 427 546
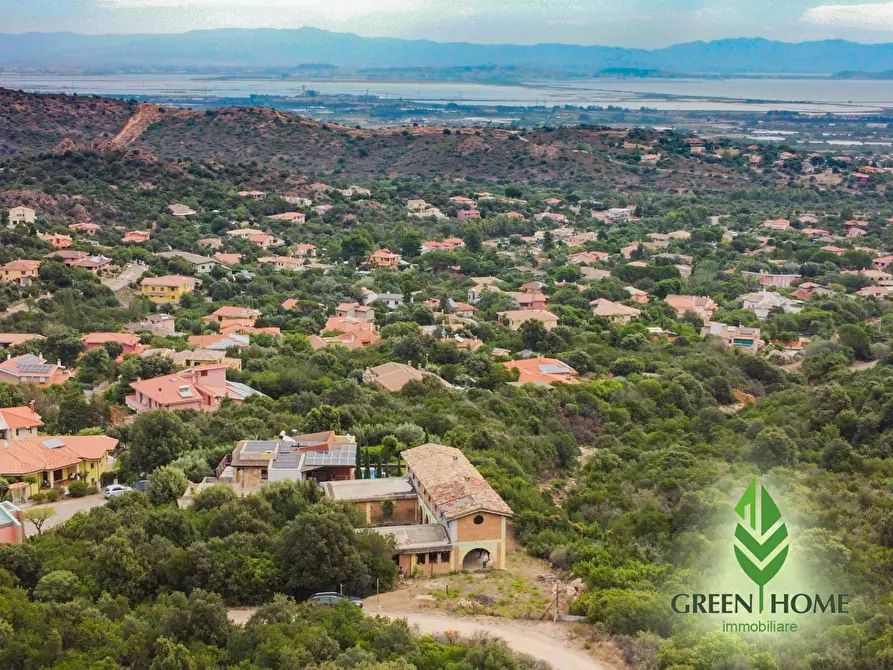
307 592 363 607
103 484 133 499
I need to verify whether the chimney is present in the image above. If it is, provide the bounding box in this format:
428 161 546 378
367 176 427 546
28 399 35 412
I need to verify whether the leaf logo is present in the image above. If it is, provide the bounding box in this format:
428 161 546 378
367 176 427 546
734 478 789 613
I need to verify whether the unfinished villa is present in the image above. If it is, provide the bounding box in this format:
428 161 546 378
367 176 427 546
324 443 513 576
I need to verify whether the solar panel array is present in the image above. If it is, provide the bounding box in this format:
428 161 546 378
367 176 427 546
303 444 357 467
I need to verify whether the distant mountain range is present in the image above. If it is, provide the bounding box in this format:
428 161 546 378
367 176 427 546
4 29 893 75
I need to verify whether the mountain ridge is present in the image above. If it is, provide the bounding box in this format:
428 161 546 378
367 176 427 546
3 28 893 74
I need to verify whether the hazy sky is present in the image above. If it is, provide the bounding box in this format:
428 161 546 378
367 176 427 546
5 0 893 47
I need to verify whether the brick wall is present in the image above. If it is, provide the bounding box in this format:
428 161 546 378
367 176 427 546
456 512 504 543
367 497 418 525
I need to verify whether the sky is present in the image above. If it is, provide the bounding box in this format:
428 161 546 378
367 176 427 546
5 0 893 47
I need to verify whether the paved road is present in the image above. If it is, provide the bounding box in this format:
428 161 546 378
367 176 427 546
102 262 147 292
26 494 107 532
228 607 610 670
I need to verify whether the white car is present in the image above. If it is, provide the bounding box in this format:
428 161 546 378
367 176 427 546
103 484 132 499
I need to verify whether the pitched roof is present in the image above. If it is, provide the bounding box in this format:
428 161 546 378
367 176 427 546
0 435 117 476
590 298 641 318
0 333 45 347
402 443 512 519
2 260 41 272
503 357 579 385
499 309 559 323
211 305 261 319
0 354 64 379
81 332 142 347
141 274 196 288
0 406 43 431
364 362 429 392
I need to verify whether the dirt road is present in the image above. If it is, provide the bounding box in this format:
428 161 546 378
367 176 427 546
379 611 610 670
227 606 611 670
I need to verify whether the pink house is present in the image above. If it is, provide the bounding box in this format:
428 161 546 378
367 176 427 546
457 209 481 220
0 502 25 544
122 231 151 244
873 255 893 271
126 364 265 413
81 332 145 356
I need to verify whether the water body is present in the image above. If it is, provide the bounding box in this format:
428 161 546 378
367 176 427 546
1 73 890 113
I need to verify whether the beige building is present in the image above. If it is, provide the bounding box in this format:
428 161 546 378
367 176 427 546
7 206 36 227
324 443 513 577
590 298 641 324
498 309 559 331
701 321 763 353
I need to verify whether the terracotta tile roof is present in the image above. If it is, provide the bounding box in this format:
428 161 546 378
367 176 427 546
81 332 142 348
211 306 261 319
590 298 641 318
0 354 66 380
0 333 45 346
402 443 512 519
2 260 41 272
215 253 243 265
363 362 427 391
0 406 43 431
0 434 115 476
503 357 579 385
141 274 195 288
58 435 118 461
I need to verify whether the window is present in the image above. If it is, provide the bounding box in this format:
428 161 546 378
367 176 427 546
440 551 451 564
417 553 426 565
429 552 439 564
473 514 485 525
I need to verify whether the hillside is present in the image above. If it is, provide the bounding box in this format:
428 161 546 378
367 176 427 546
0 89 136 158
3 29 893 74
0 89 752 191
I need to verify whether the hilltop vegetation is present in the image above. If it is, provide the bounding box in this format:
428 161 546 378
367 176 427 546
0 89 752 190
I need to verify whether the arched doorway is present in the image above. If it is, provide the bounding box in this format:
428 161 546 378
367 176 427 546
462 548 491 572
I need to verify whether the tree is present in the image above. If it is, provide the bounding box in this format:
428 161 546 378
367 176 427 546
838 324 871 361
519 319 549 352
148 466 189 506
35 570 82 602
278 509 366 595
149 638 196 670
340 230 374 262
23 507 55 535
461 223 483 252
750 427 797 471
77 347 116 384
304 405 341 433
129 411 201 474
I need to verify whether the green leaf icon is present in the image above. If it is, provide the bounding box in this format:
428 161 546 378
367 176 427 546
733 478 789 613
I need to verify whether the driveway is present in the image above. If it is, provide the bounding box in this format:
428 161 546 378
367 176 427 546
102 262 147 292
25 494 107 532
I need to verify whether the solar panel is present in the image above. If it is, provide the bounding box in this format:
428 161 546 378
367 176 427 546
538 363 570 375
42 439 64 449
19 364 52 374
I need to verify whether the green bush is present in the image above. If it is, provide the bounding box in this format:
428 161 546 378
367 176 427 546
99 471 117 487
30 491 46 504
43 489 63 503
67 481 97 498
